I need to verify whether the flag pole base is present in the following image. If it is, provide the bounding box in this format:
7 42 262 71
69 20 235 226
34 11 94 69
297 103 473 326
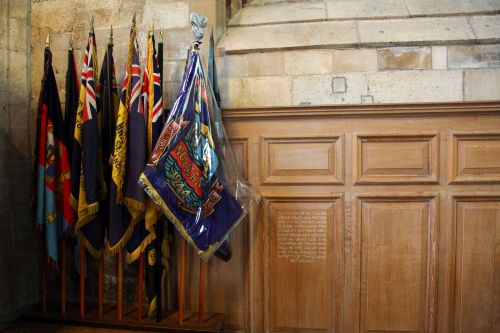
21 305 225 333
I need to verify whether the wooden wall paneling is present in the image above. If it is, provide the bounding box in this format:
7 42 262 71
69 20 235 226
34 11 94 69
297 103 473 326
230 138 249 181
218 102 500 333
448 132 500 184
261 135 344 185
355 194 438 333
262 195 343 333
353 133 439 185
451 194 500 333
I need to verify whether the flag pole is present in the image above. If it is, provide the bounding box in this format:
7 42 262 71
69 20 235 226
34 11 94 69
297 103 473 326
117 251 123 320
60 240 66 315
137 254 144 320
39 237 47 314
79 242 85 318
156 29 164 323
178 238 186 325
98 256 104 319
198 259 206 323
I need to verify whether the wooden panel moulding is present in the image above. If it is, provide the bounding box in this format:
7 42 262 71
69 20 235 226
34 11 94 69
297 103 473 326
355 194 438 333
448 132 500 184
451 194 500 333
263 195 344 333
261 135 344 185
353 133 439 185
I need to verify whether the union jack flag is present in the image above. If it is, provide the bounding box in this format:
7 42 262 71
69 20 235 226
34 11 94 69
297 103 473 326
108 23 154 261
73 30 106 258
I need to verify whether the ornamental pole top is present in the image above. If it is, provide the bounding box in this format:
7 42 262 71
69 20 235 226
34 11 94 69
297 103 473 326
190 12 207 49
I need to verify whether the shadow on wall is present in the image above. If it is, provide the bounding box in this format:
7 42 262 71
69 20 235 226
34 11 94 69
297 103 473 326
0 128 39 329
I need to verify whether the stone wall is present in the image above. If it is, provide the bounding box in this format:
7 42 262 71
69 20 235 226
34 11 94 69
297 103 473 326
217 0 500 108
0 0 39 328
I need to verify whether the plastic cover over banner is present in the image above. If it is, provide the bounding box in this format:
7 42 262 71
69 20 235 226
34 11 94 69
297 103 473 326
139 14 260 259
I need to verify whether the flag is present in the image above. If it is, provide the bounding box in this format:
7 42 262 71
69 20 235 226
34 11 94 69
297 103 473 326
140 31 164 318
207 29 233 262
98 28 119 231
34 44 73 267
73 29 106 257
139 47 246 260
64 46 79 161
208 29 221 108
108 20 155 261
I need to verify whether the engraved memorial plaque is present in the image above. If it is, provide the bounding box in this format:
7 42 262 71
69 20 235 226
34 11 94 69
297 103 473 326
269 200 336 332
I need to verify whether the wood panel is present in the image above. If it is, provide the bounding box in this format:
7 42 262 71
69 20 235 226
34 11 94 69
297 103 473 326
452 195 500 333
357 195 438 333
353 133 438 184
230 138 249 181
448 132 500 184
263 196 343 333
261 135 343 185
203 102 500 333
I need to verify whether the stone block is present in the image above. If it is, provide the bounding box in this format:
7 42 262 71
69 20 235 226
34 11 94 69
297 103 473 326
8 18 27 53
448 45 500 69
332 49 378 73
358 17 475 46
164 81 182 108
9 0 29 19
464 68 500 101
432 46 447 69
469 15 500 42
219 78 242 108
332 77 346 93
143 1 189 30
405 0 495 16
217 54 249 78
229 1 325 26
284 50 332 75
241 76 291 107
292 74 368 105
248 52 284 76
32 0 76 34
377 47 431 70
327 0 408 20
0 17 7 49
219 20 358 53
8 50 28 98
164 60 186 82
367 70 463 103
8 105 28 129
361 95 374 104
164 29 193 60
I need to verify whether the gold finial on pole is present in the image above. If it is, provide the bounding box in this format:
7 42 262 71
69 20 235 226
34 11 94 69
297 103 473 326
45 34 50 49
132 13 136 28
90 16 94 32
159 29 163 43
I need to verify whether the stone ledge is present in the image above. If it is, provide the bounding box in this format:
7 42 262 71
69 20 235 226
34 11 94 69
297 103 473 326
229 0 500 27
220 15 500 54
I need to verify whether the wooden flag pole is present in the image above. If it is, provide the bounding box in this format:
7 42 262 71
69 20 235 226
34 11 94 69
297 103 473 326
178 238 186 325
156 221 163 322
117 251 123 320
79 243 85 318
98 256 104 319
198 259 206 323
137 254 144 321
60 240 66 315
39 237 47 314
